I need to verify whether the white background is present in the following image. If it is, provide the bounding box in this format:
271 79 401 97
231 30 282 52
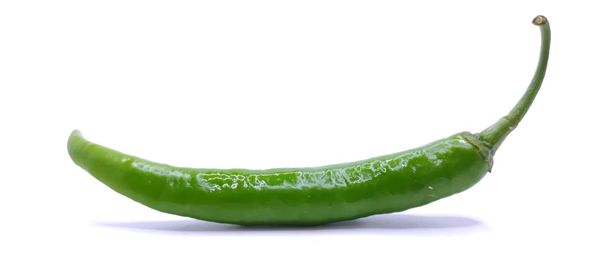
1 0 599 269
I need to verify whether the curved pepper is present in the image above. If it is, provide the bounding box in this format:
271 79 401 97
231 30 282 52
68 16 550 226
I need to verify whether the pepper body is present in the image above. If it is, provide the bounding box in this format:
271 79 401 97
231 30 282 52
68 131 488 225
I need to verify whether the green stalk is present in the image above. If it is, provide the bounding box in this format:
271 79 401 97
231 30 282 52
478 15 551 153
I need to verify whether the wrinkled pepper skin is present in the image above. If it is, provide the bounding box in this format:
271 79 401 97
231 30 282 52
68 131 489 225
68 16 550 226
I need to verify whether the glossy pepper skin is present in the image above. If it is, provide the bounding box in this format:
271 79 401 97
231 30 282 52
68 131 489 225
68 16 550 226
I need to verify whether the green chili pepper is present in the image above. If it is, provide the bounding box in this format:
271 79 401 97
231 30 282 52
68 16 550 226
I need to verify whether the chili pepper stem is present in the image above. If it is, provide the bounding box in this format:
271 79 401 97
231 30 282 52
477 15 551 153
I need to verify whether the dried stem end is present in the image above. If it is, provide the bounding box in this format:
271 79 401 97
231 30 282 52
533 15 548 26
